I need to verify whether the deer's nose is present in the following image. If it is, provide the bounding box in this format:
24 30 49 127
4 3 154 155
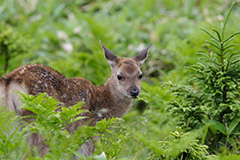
130 87 139 98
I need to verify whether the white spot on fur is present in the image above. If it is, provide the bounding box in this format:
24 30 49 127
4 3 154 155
88 92 91 97
19 67 27 74
88 85 93 91
19 69 25 74
61 94 67 99
97 108 108 117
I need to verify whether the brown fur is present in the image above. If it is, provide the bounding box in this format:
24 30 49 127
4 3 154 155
0 42 151 158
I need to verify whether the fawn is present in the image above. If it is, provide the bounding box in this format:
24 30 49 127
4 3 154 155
0 41 151 158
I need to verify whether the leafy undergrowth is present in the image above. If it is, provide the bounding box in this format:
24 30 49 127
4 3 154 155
0 93 118 160
0 96 211 160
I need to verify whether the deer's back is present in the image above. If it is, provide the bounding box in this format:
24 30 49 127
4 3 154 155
0 64 93 109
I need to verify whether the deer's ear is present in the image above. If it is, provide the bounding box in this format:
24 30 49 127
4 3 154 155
134 43 152 66
100 41 119 69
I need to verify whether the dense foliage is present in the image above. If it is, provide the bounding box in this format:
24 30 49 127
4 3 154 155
0 0 240 159
166 2 240 156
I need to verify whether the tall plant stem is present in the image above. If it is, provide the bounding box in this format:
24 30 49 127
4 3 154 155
219 1 236 104
220 43 227 103
217 2 236 122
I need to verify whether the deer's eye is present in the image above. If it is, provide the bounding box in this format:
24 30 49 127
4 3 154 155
117 74 123 80
139 74 143 79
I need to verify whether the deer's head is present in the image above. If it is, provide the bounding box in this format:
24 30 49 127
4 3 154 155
100 41 151 99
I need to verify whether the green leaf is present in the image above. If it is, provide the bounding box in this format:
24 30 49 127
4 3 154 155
210 38 221 47
223 44 238 51
201 125 209 144
223 48 234 56
223 31 240 45
206 41 220 50
227 137 237 150
212 29 221 41
228 118 240 136
208 120 226 135
221 1 236 39
200 28 218 42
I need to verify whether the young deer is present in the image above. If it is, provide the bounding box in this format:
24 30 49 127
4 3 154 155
0 41 151 158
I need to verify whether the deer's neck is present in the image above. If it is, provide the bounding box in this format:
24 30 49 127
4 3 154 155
96 77 133 118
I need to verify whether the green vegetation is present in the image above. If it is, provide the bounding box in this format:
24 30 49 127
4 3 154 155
0 0 240 159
